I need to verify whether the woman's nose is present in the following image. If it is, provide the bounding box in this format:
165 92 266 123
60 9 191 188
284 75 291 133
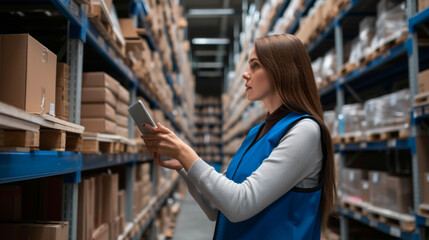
242 71 250 80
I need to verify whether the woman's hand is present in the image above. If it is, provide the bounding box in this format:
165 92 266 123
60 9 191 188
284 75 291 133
154 158 183 171
141 123 199 171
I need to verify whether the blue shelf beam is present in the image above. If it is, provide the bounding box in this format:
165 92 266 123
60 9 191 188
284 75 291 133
339 207 420 240
82 153 151 171
334 138 415 152
409 7 429 33
0 151 81 184
416 214 429 227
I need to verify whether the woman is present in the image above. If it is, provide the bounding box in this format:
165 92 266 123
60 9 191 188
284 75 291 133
142 34 337 240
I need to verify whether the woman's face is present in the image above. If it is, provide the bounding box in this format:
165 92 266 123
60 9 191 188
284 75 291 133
242 49 275 101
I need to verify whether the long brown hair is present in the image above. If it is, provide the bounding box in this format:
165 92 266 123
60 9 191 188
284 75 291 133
255 34 337 232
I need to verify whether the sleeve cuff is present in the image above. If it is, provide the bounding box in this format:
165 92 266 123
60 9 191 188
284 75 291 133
187 158 212 184
177 168 187 178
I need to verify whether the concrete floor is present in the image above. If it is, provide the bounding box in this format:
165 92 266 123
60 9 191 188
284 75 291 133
173 193 216 240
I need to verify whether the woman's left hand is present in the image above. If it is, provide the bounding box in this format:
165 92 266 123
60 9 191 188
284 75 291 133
141 123 199 171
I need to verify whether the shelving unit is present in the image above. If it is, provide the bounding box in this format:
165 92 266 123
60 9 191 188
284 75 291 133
0 0 192 240
194 97 223 170
223 0 429 239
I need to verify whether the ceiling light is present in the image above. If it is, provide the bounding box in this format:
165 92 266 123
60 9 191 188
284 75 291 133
194 50 227 57
192 38 230 45
197 71 224 77
188 8 235 17
194 62 225 68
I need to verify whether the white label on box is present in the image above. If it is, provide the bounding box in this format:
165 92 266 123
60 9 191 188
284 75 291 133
389 227 401 237
362 182 369 189
50 103 55 116
360 142 367 149
370 220 377 227
426 175 429 182
372 173 379 183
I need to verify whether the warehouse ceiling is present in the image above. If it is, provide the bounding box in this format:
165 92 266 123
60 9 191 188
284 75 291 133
180 0 251 97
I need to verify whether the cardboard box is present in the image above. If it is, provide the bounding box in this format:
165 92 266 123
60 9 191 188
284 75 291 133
78 178 95 240
385 175 413 213
118 216 125 234
55 98 70 121
0 34 57 115
39 177 63 221
0 221 68 240
117 126 129 138
116 101 129 116
423 172 429 204
102 174 119 224
418 69 429 94
419 0 429 12
56 86 69 103
81 87 116 107
95 175 104 228
0 185 22 221
361 180 370 203
81 118 116 134
82 72 119 95
343 168 363 198
119 18 139 39
81 103 116 121
369 171 388 209
56 63 70 88
118 190 126 218
117 84 130 103
116 114 129 127
92 223 109 240
109 217 120 240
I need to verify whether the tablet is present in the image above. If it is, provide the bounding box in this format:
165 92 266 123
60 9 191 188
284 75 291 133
128 101 170 161
128 100 157 134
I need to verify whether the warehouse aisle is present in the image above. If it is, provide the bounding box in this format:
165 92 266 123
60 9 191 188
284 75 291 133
173 193 216 240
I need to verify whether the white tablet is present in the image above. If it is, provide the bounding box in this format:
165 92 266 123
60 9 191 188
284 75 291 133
128 100 157 134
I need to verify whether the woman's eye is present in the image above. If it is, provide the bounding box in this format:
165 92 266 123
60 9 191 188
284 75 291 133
251 63 259 69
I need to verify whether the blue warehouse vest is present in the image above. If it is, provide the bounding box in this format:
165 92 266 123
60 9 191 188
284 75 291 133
214 112 327 240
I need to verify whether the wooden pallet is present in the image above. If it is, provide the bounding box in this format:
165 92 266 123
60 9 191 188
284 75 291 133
0 102 84 151
341 200 367 215
414 92 429 106
339 62 359 76
83 133 138 154
365 205 415 232
87 2 126 58
418 204 429 217
365 125 410 142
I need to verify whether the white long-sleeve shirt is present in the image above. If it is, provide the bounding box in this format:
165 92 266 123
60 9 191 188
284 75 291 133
179 118 323 223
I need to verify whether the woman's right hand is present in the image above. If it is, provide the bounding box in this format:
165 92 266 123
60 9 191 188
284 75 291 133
153 156 183 171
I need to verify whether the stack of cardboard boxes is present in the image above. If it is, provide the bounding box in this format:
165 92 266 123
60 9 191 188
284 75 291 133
0 183 69 240
77 173 122 240
133 163 153 218
81 72 119 135
342 168 414 214
116 84 130 138
55 63 70 121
